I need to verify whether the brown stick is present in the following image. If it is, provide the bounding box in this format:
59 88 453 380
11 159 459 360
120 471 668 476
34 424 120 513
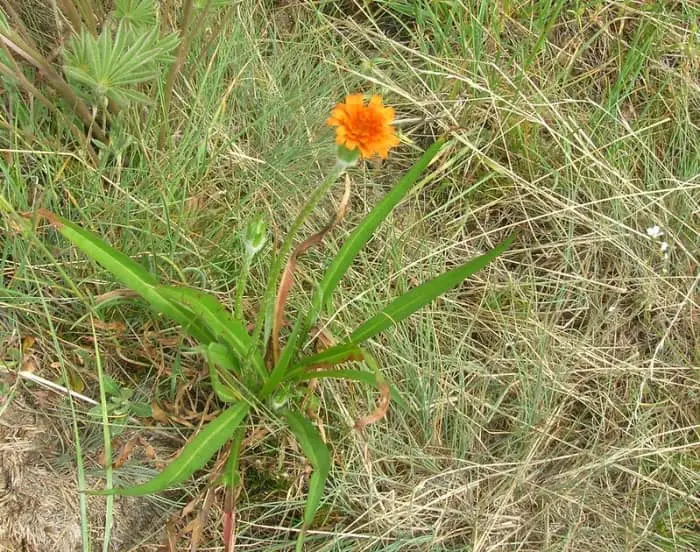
56 0 83 34
354 382 391 431
0 50 97 163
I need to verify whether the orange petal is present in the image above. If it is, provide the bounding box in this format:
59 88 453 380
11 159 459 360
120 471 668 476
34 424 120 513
345 94 363 106
369 95 384 108
331 107 347 120
381 106 395 123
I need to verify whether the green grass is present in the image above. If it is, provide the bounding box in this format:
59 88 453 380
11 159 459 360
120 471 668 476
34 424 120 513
1 0 699 550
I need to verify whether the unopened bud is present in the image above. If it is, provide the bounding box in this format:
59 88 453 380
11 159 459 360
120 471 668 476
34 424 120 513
243 217 267 258
336 144 360 169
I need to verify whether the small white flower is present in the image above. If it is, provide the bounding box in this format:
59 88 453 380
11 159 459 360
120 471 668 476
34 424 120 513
660 241 669 252
646 225 663 239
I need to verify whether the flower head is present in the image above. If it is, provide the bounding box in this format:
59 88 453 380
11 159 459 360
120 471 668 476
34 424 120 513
327 94 400 159
646 225 663 239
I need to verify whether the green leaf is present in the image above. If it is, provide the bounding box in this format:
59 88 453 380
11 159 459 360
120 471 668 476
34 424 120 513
203 342 241 403
88 402 249 496
295 343 363 369
350 234 514 344
64 26 179 106
287 369 407 409
102 375 121 396
129 401 152 417
44 212 213 344
114 0 157 30
283 410 331 550
158 287 266 381
307 140 445 329
219 427 245 488
260 318 303 400
314 234 514 360
203 342 241 374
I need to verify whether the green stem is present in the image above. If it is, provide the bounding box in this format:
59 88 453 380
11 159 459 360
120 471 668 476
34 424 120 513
249 164 345 361
234 255 251 321
91 317 114 552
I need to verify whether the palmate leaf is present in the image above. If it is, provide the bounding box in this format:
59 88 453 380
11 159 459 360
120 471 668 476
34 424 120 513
300 234 515 365
63 25 179 105
306 140 445 330
40 210 213 344
89 402 249 496
115 0 158 30
283 410 331 551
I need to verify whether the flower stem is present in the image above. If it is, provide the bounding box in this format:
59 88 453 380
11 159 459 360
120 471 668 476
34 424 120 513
250 165 345 363
234 255 251 321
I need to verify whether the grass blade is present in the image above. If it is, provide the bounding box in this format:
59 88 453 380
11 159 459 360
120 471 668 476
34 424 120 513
39 210 214 344
306 140 445 328
283 410 331 551
88 402 249 496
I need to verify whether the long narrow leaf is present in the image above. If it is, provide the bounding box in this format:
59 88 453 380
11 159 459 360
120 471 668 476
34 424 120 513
260 317 303 399
204 343 240 403
40 210 213 343
88 402 249 496
304 234 514 362
350 234 515 344
295 343 363 369
283 410 331 550
157 286 266 381
306 140 445 328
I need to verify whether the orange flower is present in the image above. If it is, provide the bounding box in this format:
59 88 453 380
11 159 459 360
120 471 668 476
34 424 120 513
326 94 400 159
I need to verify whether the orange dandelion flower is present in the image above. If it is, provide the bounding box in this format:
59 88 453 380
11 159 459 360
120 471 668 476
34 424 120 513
327 94 400 159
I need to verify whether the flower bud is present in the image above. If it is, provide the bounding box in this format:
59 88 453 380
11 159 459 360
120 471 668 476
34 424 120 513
243 217 267 258
336 144 360 169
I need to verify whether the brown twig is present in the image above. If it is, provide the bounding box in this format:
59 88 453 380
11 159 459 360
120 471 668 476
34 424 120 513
0 52 98 163
56 0 83 34
354 382 391 431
